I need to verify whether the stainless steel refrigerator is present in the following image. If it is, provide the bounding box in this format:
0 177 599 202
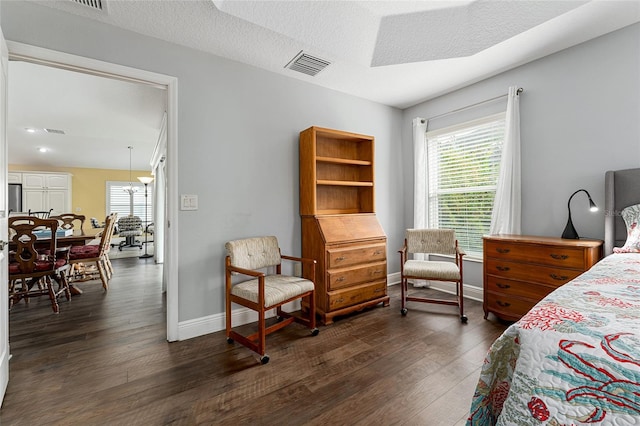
8 183 22 213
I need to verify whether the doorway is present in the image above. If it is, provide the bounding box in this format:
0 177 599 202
6 41 178 341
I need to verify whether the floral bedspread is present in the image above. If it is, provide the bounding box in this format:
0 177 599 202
467 253 640 425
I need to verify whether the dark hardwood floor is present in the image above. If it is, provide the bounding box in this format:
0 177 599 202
1 259 508 425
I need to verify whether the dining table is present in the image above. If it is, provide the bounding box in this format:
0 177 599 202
8 227 103 250
8 227 104 296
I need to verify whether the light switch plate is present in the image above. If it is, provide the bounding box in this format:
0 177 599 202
180 194 198 211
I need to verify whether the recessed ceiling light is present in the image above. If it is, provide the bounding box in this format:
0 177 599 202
38 147 48 153
25 128 37 133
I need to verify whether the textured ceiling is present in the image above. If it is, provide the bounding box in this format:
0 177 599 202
6 0 640 170
29 0 640 109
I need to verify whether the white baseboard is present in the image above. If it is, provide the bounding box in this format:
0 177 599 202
177 273 483 340
387 271 483 302
177 300 300 341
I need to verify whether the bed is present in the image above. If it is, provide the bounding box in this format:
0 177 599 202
467 168 640 425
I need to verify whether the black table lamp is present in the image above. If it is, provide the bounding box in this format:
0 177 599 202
561 189 598 239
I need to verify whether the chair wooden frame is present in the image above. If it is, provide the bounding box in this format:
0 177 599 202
50 213 86 231
68 213 117 290
8 216 71 313
225 237 318 364
28 208 53 219
399 229 467 323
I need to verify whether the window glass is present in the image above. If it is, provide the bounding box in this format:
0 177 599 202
426 113 505 257
106 181 154 226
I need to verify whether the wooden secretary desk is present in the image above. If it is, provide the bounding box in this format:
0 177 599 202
299 126 389 325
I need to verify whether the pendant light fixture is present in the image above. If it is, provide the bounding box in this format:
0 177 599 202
123 146 138 216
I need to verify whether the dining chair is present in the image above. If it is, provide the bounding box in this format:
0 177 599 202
28 208 54 219
8 216 71 313
225 236 319 364
67 213 118 290
399 228 467 322
50 213 86 231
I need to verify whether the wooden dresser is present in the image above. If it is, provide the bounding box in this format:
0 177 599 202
483 234 602 321
300 126 389 324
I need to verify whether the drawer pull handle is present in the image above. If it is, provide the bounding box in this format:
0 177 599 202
496 283 511 289
496 266 510 272
550 274 569 281
336 276 345 282
335 256 346 262
550 254 569 260
374 288 384 293
335 298 344 303
496 248 510 254
496 301 511 307
373 251 383 256
373 270 383 274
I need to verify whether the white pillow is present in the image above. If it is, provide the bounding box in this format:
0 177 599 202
613 203 640 253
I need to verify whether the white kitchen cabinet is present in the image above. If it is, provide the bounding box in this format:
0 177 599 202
8 172 22 184
21 172 71 215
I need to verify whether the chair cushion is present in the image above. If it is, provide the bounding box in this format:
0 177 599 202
9 258 66 274
225 236 281 270
69 244 100 260
403 259 460 281
231 275 314 307
406 229 457 255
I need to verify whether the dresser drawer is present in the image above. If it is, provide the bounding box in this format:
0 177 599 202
327 242 386 269
327 261 386 290
485 240 586 269
486 292 538 318
485 258 582 286
327 280 387 311
486 276 557 301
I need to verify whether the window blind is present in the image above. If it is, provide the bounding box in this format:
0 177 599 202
107 181 154 225
427 113 505 257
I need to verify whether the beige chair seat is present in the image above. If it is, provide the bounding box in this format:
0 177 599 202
231 275 315 307
225 235 318 364
399 229 467 322
403 260 461 281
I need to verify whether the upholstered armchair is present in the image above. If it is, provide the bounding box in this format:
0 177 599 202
399 228 467 322
225 236 319 364
117 215 143 250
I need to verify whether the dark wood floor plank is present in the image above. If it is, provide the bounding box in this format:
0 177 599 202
1 260 508 425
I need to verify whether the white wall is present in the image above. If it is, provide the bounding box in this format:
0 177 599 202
1 2 404 324
403 23 640 288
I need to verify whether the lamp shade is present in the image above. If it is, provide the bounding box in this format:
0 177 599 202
137 176 154 184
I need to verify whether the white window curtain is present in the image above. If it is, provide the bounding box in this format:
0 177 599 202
413 117 428 230
489 86 521 235
412 117 428 280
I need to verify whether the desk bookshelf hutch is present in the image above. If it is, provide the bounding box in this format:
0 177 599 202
300 126 389 325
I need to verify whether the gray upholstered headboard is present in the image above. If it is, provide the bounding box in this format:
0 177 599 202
604 168 640 256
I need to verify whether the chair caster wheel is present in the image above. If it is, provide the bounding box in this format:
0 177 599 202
401 308 408 316
226 337 234 344
260 355 270 365
460 315 468 323
311 328 319 336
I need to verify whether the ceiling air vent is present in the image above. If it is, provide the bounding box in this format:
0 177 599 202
44 128 66 135
285 51 330 77
69 0 107 13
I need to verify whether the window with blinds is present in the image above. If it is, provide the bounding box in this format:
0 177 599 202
107 181 154 226
426 113 505 258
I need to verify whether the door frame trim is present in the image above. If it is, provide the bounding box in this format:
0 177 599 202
6 41 180 341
